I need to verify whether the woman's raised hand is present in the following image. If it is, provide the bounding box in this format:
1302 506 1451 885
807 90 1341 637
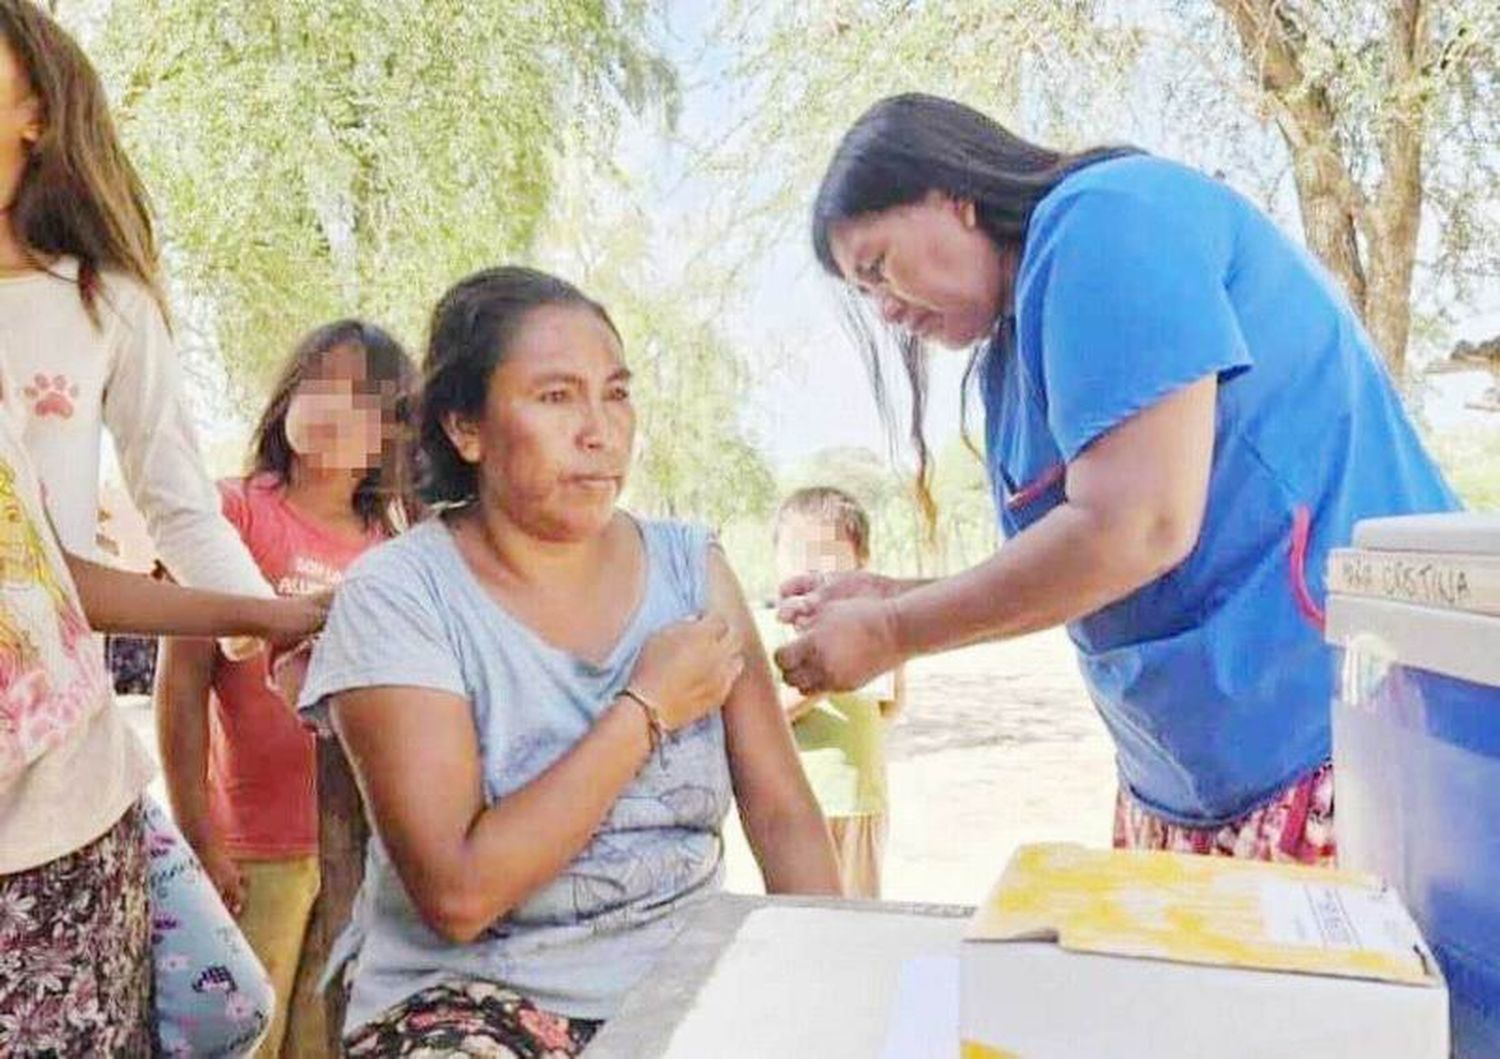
628 615 744 732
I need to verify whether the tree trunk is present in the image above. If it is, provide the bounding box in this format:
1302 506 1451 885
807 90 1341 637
1363 0 1427 381
1286 135 1369 327
1216 1 1368 311
1214 1 1432 381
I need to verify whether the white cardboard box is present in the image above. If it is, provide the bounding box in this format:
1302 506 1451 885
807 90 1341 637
960 844 1448 1059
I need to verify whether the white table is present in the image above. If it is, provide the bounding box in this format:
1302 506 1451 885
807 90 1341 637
585 894 970 1059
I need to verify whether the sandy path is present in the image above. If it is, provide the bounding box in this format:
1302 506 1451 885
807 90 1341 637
725 629 1117 906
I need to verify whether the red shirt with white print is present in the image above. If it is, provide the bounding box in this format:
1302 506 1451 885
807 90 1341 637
208 473 383 858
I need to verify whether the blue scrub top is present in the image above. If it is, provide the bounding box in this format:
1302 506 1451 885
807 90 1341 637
983 155 1460 825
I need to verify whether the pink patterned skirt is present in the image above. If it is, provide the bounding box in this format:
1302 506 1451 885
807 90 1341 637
1113 763 1336 866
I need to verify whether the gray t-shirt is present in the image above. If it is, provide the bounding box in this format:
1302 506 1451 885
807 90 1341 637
299 516 731 1033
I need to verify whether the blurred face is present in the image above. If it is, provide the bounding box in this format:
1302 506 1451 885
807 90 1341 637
0 40 40 216
829 191 1009 349
445 303 634 543
774 513 863 584
284 342 396 474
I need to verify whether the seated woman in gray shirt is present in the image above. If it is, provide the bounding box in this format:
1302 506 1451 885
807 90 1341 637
299 266 841 1057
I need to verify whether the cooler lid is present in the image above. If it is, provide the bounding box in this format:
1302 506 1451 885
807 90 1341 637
1353 513 1500 555
1326 594 1500 688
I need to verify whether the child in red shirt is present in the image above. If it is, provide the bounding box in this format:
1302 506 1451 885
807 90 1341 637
157 319 416 1058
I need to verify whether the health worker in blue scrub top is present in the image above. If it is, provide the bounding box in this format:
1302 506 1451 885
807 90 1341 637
774 93 1461 863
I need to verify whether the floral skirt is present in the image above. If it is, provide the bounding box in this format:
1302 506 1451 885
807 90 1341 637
1113 762 1336 865
0 802 152 1057
344 978 602 1058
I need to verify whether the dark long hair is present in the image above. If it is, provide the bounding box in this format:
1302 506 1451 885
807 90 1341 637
249 319 419 534
0 0 164 322
811 93 1138 523
419 266 618 507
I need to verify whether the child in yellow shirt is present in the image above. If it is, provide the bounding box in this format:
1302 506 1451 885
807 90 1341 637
764 487 903 898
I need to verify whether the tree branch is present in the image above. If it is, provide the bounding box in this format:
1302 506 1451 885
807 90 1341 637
1363 0 1428 371
1214 0 1370 310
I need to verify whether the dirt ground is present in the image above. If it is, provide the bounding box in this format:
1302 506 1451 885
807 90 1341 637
723 629 1117 906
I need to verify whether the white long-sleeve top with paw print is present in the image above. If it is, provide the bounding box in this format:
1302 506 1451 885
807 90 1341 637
0 259 270 597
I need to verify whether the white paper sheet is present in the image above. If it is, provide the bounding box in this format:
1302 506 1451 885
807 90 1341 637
659 907 965 1059
879 956 960 1059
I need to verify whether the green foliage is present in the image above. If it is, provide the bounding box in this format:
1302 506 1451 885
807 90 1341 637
714 0 1499 562
715 1 1138 253
1431 428 1500 511
63 0 1496 583
1171 1 1500 359
93 0 672 386
930 436 997 571
536 157 777 530
622 300 778 526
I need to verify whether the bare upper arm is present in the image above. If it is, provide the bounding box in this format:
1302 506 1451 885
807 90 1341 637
703 543 776 715
1064 375 1218 561
331 686 486 904
704 545 808 808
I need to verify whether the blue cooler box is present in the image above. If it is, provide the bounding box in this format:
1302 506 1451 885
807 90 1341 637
1326 514 1500 1058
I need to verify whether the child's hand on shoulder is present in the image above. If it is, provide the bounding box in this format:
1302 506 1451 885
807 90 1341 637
254 589 333 649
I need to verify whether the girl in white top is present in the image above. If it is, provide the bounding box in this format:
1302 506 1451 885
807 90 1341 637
0 390 325 1055
0 2 325 1053
0 257 273 590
